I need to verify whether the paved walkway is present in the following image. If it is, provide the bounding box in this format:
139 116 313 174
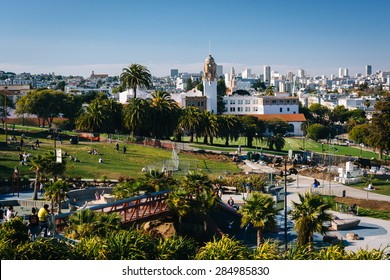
2 158 390 254
220 160 390 253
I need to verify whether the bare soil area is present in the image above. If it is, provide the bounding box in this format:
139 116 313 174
334 197 390 211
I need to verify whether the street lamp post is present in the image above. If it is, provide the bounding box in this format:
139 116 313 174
2 87 8 145
255 133 258 153
360 143 364 158
283 160 288 252
281 158 298 252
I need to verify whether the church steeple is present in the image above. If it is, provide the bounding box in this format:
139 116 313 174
203 54 217 82
202 54 218 114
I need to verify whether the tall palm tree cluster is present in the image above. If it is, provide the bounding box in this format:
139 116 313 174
74 63 290 149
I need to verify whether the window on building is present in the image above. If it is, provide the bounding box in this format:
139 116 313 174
272 100 277 105
280 108 283 112
253 107 258 111
245 100 251 104
230 107 236 112
238 100 243 104
238 107 243 112
253 99 258 104
287 108 290 112
230 100 236 105
245 107 250 112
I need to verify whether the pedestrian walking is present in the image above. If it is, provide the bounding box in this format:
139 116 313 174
38 204 49 237
123 146 127 154
115 143 119 152
28 207 40 241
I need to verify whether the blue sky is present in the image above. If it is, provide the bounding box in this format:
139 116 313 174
1 0 389 78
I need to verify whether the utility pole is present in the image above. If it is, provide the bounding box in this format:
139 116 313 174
2 87 8 145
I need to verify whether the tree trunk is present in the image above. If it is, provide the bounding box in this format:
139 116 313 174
32 172 40 200
257 229 262 247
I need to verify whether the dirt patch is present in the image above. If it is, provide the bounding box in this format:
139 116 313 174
298 167 337 181
143 220 176 238
181 150 231 162
334 197 390 211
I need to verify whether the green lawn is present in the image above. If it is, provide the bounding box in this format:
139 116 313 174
0 133 241 181
0 127 384 182
184 136 380 159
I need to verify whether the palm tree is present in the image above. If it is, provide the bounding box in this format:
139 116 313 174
149 90 179 139
180 171 215 224
238 192 277 247
167 188 191 223
195 235 251 260
273 133 286 151
30 151 66 200
30 154 45 200
44 179 70 214
199 111 218 145
75 99 106 132
240 115 265 147
102 98 123 133
120 64 152 99
179 107 202 143
217 115 241 146
113 179 141 200
140 169 177 192
289 192 333 247
123 98 151 136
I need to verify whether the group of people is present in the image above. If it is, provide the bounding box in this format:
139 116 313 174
0 204 51 241
29 204 51 240
115 143 127 154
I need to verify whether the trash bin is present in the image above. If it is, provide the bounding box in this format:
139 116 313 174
342 190 346 197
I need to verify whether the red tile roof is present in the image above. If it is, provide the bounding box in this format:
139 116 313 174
252 113 306 122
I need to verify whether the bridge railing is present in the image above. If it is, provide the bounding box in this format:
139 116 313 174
54 190 171 231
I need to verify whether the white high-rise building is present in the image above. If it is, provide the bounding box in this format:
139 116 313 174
264 65 271 85
339 67 349 78
242 69 252 79
297 69 305 78
338 68 344 78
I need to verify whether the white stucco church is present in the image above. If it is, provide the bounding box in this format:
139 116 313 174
118 53 306 136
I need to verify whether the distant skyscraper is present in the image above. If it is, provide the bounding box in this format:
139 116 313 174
170 69 178 78
216 65 223 78
286 71 294 81
264 65 271 85
365 65 372 76
297 69 305 78
338 67 349 78
242 69 251 79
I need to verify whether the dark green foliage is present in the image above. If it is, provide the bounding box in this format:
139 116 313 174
14 238 77 260
0 217 29 246
156 235 198 260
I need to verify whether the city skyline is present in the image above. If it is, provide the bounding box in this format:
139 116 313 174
1 0 389 78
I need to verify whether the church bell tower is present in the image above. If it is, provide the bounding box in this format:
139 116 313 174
203 54 218 114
